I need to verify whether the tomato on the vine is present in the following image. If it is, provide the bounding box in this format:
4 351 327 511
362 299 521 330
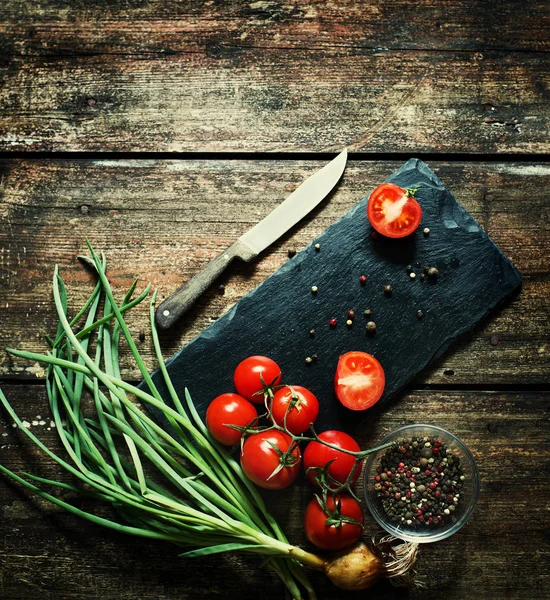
304 494 364 551
303 430 361 488
206 393 257 446
234 355 282 404
367 182 422 238
240 430 301 490
271 385 319 435
334 351 385 411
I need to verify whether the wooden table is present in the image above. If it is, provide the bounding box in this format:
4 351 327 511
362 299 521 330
1 2 549 599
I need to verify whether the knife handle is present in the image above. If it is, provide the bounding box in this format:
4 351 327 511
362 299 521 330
155 240 256 329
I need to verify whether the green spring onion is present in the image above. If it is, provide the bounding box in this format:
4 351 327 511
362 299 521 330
0 242 408 598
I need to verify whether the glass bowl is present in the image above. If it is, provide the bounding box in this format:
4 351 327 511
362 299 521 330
363 424 480 543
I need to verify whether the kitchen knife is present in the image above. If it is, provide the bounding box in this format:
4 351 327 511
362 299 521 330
155 149 348 329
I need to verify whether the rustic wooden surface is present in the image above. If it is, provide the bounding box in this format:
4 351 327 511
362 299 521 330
1 1 549 152
1 159 548 385
1 1 550 599
1 385 548 600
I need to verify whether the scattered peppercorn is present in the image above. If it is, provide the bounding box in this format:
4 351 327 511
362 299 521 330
312 353 318 362
417 310 424 319
218 284 226 295
311 285 318 294
423 227 430 236
410 272 416 279
305 356 313 365
420 273 425 281
329 318 337 328
363 309 372 317
288 248 296 258
428 267 439 278
346 319 353 327
309 329 315 337
406 265 413 273
347 310 355 320
360 275 367 285
384 285 393 296
366 321 377 333
314 243 321 251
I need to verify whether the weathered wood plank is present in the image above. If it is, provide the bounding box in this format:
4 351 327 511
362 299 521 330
1 0 548 55
1 385 548 599
0 50 547 152
1 159 548 384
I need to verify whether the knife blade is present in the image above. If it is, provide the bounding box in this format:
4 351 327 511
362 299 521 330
155 149 348 329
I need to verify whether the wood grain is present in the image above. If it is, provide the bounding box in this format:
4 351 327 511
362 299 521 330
1 50 547 153
1 385 548 600
1 0 549 152
1 0 549 55
1 159 548 385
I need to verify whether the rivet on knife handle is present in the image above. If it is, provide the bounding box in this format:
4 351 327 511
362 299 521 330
155 240 256 329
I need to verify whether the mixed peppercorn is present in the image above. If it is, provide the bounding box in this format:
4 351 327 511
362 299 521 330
373 435 465 529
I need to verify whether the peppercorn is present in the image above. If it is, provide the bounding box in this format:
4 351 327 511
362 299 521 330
363 309 372 317
309 329 315 337
366 321 376 334
428 267 439 278
218 284 225 295
417 310 424 319
359 275 367 285
288 248 296 258
373 434 464 529
311 285 318 294
305 356 313 365
314 243 321 251
346 319 353 327
423 227 430 236
329 318 337 328
406 264 413 273
347 309 355 319
312 353 318 362
410 272 416 279
384 285 392 296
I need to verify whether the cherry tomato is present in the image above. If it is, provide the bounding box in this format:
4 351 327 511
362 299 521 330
303 430 361 488
234 355 282 404
271 385 320 435
241 430 301 490
304 494 364 551
206 393 258 446
367 182 422 238
334 351 385 411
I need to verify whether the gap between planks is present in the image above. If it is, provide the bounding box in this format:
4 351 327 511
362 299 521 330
0 152 549 162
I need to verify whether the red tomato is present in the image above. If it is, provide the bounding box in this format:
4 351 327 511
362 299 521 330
271 385 320 435
367 182 422 238
334 351 385 411
304 494 364 551
234 355 282 404
303 430 361 488
206 393 258 446
240 430 301 490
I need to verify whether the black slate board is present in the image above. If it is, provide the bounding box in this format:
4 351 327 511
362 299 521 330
149 159 522 431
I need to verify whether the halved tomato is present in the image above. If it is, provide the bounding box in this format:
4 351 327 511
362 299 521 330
367 183 422 238
334 351 385 411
